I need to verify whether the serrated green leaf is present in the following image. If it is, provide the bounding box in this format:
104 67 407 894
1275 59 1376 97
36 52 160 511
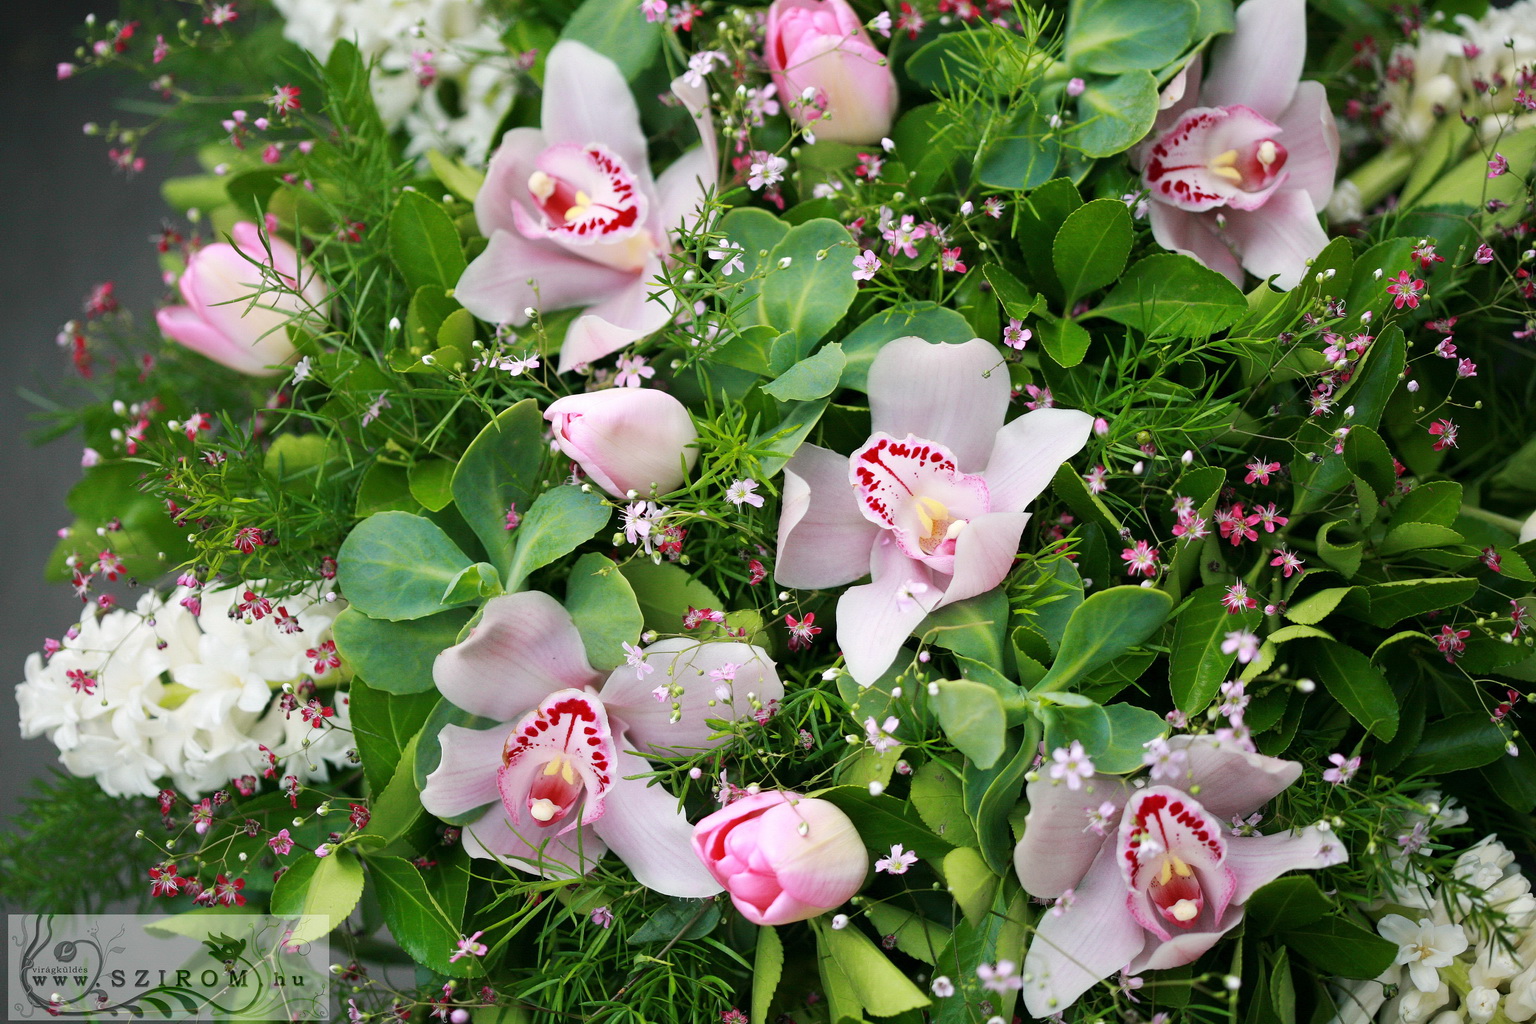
1053 199 1133 308
1305 640 1398 741
753 926 784 1024
271 850 365 944
1087 253 1246 336
389 190 466 293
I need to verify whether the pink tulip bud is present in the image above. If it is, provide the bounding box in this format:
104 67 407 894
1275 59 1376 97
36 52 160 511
155 222 328 376
765 0 897 144
691 790 868 925
544 388 699 498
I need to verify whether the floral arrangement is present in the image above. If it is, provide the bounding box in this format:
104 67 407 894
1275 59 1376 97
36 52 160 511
12 0 1536 1021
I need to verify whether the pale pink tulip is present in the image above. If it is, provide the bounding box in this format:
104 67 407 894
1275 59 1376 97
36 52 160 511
775 336 1092 684
419 591 783 897
455 41 716 372
765 0 898 144
544 388 699 498
1014 735 1348 1015
1132 0 1339 289
156 222 328 376
692 790 869 925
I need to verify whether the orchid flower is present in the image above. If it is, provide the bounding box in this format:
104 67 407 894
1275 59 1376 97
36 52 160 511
774 336 1092 684
1132 0 1339 290
1013 735 1348 1015
454 41 717 372
419 591 782 897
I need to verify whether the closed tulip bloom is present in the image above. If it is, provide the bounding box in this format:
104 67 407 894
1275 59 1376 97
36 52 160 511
545 388 699 498
692 791 869 925
766 0 897 144
156 222 328 376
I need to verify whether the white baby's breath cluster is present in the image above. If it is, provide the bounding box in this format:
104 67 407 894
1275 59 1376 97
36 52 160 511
269 0 518 161
17 584 351 799
1331 816 1536 1024
1379 0 1536 145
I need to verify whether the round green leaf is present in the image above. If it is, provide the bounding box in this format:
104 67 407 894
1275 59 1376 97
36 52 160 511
337 511 474 621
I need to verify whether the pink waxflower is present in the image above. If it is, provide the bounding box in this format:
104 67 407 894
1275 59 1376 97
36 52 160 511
691 791 868 924
420 592 783 896
765 0 898 144
775 336 1092 683
156 222 329 376
1014 735 1347 1014
455 42 716 372
1132 0 1339 289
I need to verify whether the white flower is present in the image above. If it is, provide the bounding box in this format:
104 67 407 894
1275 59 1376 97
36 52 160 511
1378 914 1470 992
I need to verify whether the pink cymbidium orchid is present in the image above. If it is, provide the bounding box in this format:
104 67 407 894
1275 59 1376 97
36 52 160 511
455 41 717 372
774 336 1093 684
419 591 782 898
1132 0 1339 290
1014 735 1348 1015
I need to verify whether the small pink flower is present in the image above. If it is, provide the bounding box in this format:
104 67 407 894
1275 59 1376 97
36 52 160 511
875 843 919 874
1322 752 1360 784
1121 540 1160 577
1488 152 1509 178
1428 419 1458 451
269 829 295 856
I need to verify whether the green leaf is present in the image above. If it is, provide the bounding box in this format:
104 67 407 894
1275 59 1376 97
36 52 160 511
864 904 951 966
1285 587 1352 626
840 302 976 391
910 759 979 848
932 679 1008 769
504 487 611 590
1317 520 1363 578
977 105 1060 190
1053 199 1134 308
1042 700 1113 763
1393 480 1462 527
942 846 999 929
359 733 428 853
323 39 387 142
332 606 474 694
759 219 858 345
408 459 457 512
629 898 721 944
337 511 475 621
351 681 442 791
1096 703 1170 773
1304 640 1398 741
618 559 722 634
1379 522 1463 556
818 787 952 864
1353 578 1478 627
923 589 1010 667
1282 917 1398 980
964 723 1039 874
753 926 784 1024
753 397 831 478
1400 712 1510 775
565 553 643 672
389 190 466 293
270 850 366 944
1245 877 1333 937
1051 462 1123 534
761 342 846 401
368 855 476 976
1072 71 1160 158
1343 426 1395 497
1035 318 1093 368
1171 585 1259 714
982 264 1046 321
441 561 504 605
1087 254 1247 336
817 918 932 1016
1032 586 1173 694
1066 0 1198 73
560 0 663 79
425 149 485 203
451 399 545 579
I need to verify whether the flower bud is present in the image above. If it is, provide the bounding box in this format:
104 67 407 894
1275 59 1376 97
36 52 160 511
765 0 897 143
545 388 699 498
691 790 868 925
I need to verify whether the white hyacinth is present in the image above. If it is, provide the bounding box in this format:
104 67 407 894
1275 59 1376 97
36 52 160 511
268 0 519 161
16 584 350 798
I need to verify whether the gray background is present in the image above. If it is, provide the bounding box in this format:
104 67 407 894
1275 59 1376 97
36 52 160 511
1 0 177 831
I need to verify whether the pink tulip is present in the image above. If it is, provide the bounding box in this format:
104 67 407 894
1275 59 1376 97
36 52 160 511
155 222 328 376
544 388 699 498
420 591 784 897
692 791 868 925
455 41 717 372
1013 735 1348 1015
775 336 1093 684
765 0 898 144
1132 0 1339 289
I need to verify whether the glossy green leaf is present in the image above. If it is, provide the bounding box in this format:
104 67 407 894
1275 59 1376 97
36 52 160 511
942 846 999 929
1072 71 1160 157
425 149 484 202
1316 520 1363 578
1171 585 1259 714
351 680 442 791
451 399 545 578
839 302 976 391
932 679 1008 769
270 849 365 944
1053 199 1133 308
618 559 722 634
1096 703 1171 773
864 903 951 966
1305 640 1398 741
359 733 428 853
964 722 1039 874
1400 712 1510 775
761 342 845 401
368 855 476 976
332 606 474 694
977 105 1060 190
1245 877 1333 937
910 759 980 848
565 553 643 671
1379 522 1463 556
1035 317 1093 368
1032 586 1173 694
504 486 611 590
441 561 503 606
1343 426 1395 497
1282 917 1397 980
1087 253 1247 336
389 190 466 293
337 511 474 621
818 917 932 1016
629 898 721 944
753 926 784 1024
